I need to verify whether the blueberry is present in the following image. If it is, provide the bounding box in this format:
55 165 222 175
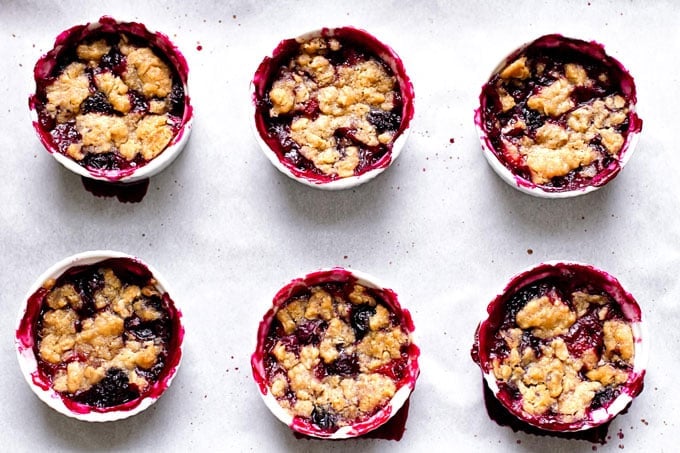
129 90 149 113
125 316 157 340
591 387 619 410
277 334 299 355
522 106 544 131
310 406 337 431
325 353 359 377
367 109 401 133
81 91 114 115
506 283 549 320
83 152 120 170
100 47 124 72
296 319 326 345
168 82 185 116
50 122 80 153
70 269 105 312
74 367 139 408
350 305 376 340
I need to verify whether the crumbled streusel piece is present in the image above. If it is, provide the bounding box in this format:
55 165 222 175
516 295 576 339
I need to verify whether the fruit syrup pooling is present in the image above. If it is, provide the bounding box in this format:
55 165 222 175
30 259 177 409
487 278 633 422
481 45 633 191
263 281 412 433
259 39 404 180
80 177 150 203
34 32 186 173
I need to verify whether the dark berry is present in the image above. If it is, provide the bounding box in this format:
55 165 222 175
367 108 401 133
50 122 81 153
563 311 604 357
591 387 619 410
302 99 319 118
310 406 337 431
505 283 549 321
125 316 156 340
340 48 363 66
277 334 299 355
572 85 609 104
522 106 544 131
83 152 120 170
81 91 114 115
350 305 376 340
136 357 166 382
520 330 544 357
296 319 326 345
129 90 149 113
74 367 139 408
325 353 359 377
70 269 105 313
100 47 125 73
168 82 185 116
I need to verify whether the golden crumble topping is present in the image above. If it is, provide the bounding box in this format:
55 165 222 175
489 53 631 185
41 34 180 165
491 289 635 422
94 72 131 113
500 57 531 80
77 39 111 62
603 320 634 363
121 46 173 98
265 284 411 429
45 62 90 123
527 78 575 117
37 267 168 397
268 37 399 178
516 295 576 339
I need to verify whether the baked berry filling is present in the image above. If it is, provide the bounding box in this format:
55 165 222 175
33 29 186 174
28 259 180 410
479 35 640 191
473 264 642 431
255 31 407 181
263 281 413 433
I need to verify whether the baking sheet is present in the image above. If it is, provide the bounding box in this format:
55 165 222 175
1 0 678 451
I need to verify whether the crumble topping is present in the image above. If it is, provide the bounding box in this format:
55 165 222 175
120 46 173 98
38 33 185 169
77 39 111 61
45 63 90 123
264 36 402 178
265 283 411 431
491 288 635 422
36 266 171 405
483 46 633 187
515 294 576 339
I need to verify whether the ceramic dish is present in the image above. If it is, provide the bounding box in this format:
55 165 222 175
475 34 642 197
251 268 419 438
29 16 193 183
472 261 646 431
251 27 414 189
15 250 184 422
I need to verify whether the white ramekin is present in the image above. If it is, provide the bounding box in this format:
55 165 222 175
15 250 184 422
251 27 414 190
29 16 193 183
251 267 420 438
